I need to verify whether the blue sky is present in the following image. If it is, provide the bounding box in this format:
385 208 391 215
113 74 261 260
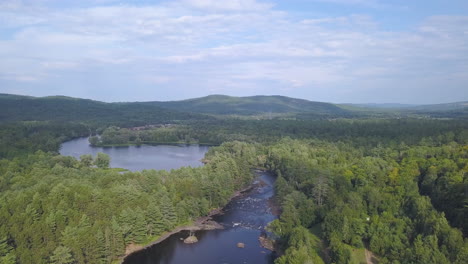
0 0 467 103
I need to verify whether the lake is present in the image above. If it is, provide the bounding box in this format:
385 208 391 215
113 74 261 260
123 171 277 264
59 137 210 171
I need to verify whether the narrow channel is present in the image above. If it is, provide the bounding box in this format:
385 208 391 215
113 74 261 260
123 171 277 264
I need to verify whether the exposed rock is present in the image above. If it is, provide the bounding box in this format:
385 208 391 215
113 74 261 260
184 235 198 244
259 236 275 251
200 220 224 230
237 242 245 248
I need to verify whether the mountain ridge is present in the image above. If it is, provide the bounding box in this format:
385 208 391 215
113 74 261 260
1 93 467 122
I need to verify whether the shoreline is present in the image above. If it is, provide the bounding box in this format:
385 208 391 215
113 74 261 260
120 179 259 263
92 141 217 147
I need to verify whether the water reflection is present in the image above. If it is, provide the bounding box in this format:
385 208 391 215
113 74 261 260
60 137 210 171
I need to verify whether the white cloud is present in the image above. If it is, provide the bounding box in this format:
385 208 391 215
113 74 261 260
308 0 382 8
0 1 467 103
180 0 273 11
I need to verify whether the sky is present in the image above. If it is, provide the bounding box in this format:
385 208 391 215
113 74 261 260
0 0 467 104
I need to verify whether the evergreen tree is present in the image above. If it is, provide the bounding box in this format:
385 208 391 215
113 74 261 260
110 218 124 258
50 246 74 264
160 195 177 230
133 208 147 244
146 204 164 236
94 230 107 264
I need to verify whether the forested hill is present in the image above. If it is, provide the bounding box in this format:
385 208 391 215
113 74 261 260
2 93 466 122
341 101 468 119
0 94 209 126
147 94 352 117
343 101 468 111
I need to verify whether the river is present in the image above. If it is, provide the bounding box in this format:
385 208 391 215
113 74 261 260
59 137 209 171
123 171 277 264
60 138 277 263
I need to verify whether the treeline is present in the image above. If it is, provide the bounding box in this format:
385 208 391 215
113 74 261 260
0 141 261 263
95 118 468 148
0 122 89 159
0 94 210 127
265 138 468 263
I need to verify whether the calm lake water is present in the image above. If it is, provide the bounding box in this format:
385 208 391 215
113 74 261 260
59 137 210 171
123 171 277 264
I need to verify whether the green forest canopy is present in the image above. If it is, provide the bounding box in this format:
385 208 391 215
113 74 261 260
0 94 467 264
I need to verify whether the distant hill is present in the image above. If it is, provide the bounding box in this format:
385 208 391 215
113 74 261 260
342 101 468 111
1 93 466 124
408 101 468 111
338 101 468 119
148 95 352 117
342 103 418 109
0 94 209 126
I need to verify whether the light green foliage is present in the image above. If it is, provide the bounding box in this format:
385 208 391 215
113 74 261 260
94 152 110 169
50 246 74 264
275 227 324 264
0 117 467 264
0 237 16 264
79 154 93 167
268 138 468 264
0 141 259 263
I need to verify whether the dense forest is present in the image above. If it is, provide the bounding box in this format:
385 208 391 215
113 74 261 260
0 137 259 263
267 138 467 264
93 118 468 148
0 94 210 127
1 93 467 264
1 94 467 123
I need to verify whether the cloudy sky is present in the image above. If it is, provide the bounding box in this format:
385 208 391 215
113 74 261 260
0 0 467 103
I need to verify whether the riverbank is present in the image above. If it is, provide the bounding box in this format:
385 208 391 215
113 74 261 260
119 179 259 263
91 141 217 148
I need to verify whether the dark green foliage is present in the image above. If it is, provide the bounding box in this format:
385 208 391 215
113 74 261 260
88 136 99 146
0 96 467 264
0 121 89 159
267 138 468 264
149 94 352 117
95 118 468 148
0 141 259 263
0 94 210 127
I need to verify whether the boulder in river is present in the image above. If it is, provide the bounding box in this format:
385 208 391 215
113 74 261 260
237 242 245 248
184 235 198 244
259 235 275 251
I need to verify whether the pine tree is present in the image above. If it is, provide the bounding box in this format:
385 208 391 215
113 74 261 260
94 230 107 264
146 203 164 236
160 195 177 230
110 217 125 258
0 236 15 264
133 208 147 244
119 208 135 244
50 246 74 264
